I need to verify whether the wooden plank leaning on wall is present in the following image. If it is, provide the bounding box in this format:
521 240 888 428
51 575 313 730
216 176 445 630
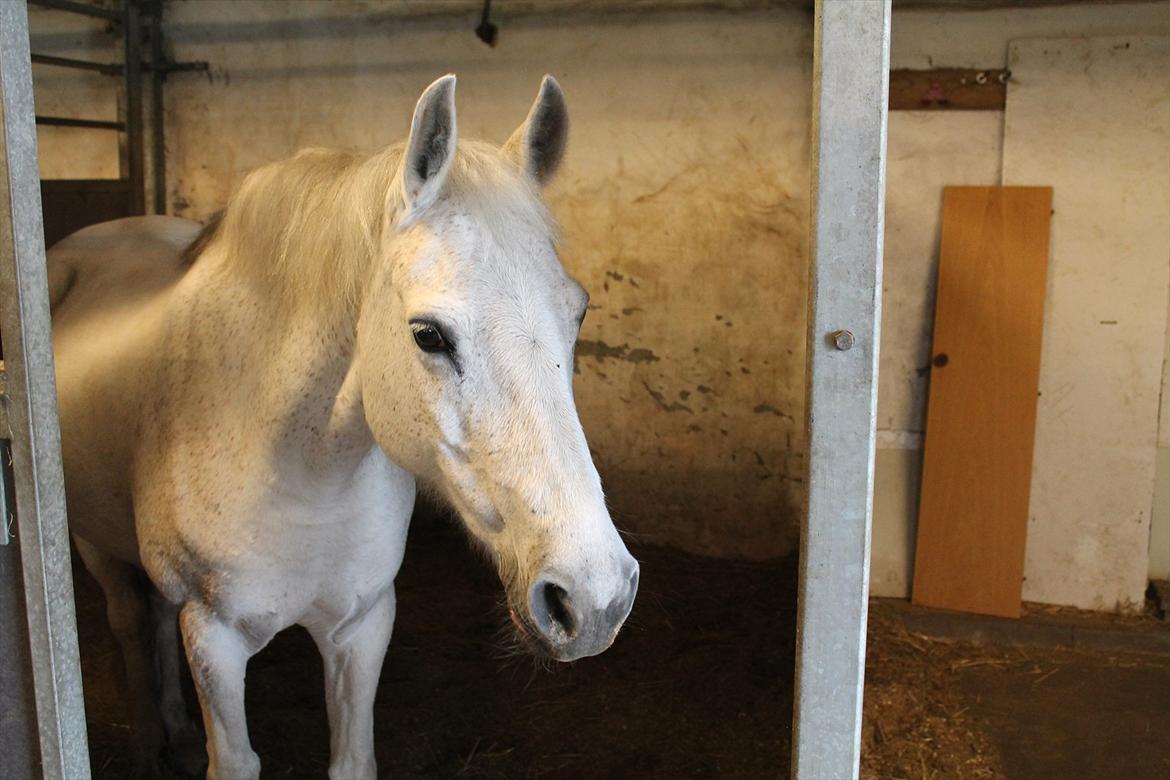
912 186 1052 619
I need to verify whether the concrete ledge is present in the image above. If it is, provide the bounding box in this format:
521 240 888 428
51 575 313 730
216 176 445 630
873 598 1170 658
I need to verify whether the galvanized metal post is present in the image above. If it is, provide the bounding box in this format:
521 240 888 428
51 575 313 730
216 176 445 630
792 1 890 778
124 0 145 215
0 2 91 777
149 3 167 215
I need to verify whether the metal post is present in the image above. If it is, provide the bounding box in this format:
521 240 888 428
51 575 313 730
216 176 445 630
792 2 890 779
28 0 121 22
0 2 91 778
124 0 145 215
148 3 166 214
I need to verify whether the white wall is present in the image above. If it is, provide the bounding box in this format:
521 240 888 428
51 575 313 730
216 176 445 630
872 3 1170 608
1004 36 1169 611
28 1 1170 607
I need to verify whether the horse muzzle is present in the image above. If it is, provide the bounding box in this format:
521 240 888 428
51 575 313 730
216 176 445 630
517 560 640 662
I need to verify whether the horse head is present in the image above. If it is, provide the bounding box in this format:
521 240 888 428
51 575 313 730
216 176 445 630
358 76 639 661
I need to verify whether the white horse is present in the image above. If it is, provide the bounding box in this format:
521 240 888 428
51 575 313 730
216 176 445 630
49 75 638 779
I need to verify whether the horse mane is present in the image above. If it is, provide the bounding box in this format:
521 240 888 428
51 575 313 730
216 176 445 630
204 139 556 314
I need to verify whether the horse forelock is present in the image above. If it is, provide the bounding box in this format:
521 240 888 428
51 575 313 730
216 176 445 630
212 139 556 315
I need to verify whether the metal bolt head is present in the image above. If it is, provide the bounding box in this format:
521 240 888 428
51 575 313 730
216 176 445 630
832 330 855 351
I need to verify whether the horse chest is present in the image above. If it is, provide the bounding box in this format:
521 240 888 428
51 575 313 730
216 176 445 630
146 447 415 631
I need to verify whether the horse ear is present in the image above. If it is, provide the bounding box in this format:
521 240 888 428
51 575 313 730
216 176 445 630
504 75 568 187
402 74 457 214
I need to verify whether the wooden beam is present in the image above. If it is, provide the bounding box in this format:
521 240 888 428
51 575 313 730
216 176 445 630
890 68 1008 111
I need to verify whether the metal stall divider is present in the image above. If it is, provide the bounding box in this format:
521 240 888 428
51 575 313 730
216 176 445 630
792 1 890 779
28 0 210 235
0 1 92 777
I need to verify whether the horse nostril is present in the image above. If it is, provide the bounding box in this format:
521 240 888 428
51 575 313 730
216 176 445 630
606 566 639 626
531 580 578 641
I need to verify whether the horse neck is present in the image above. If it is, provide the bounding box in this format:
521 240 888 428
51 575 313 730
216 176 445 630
190 263 375 479
201 149 406 477
278 308 374 475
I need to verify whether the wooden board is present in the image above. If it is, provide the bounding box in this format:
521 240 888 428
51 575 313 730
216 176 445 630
889 69 1008 111
912 186 1052 618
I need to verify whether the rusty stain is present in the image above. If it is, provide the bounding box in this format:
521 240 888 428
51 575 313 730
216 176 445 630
576 340 660 364
753 403 792 420
641 382 693 414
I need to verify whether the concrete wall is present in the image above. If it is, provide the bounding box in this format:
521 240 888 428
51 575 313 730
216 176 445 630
27 1 1170 606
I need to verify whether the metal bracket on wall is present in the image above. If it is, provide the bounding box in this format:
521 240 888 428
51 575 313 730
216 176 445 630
0 359 11 545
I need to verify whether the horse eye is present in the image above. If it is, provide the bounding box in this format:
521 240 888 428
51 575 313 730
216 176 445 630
412 323 450 353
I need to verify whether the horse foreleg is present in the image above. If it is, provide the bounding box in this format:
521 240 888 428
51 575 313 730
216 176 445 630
179 602 269 780
308 587 396 780
75 537 166 778
148 591 206 776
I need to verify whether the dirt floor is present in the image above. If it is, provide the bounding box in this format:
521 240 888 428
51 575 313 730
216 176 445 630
76 514 1170 779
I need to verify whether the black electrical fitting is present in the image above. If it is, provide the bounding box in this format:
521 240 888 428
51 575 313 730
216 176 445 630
475 0 498 47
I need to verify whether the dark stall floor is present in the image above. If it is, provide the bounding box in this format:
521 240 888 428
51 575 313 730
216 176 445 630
76 517 1170 779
